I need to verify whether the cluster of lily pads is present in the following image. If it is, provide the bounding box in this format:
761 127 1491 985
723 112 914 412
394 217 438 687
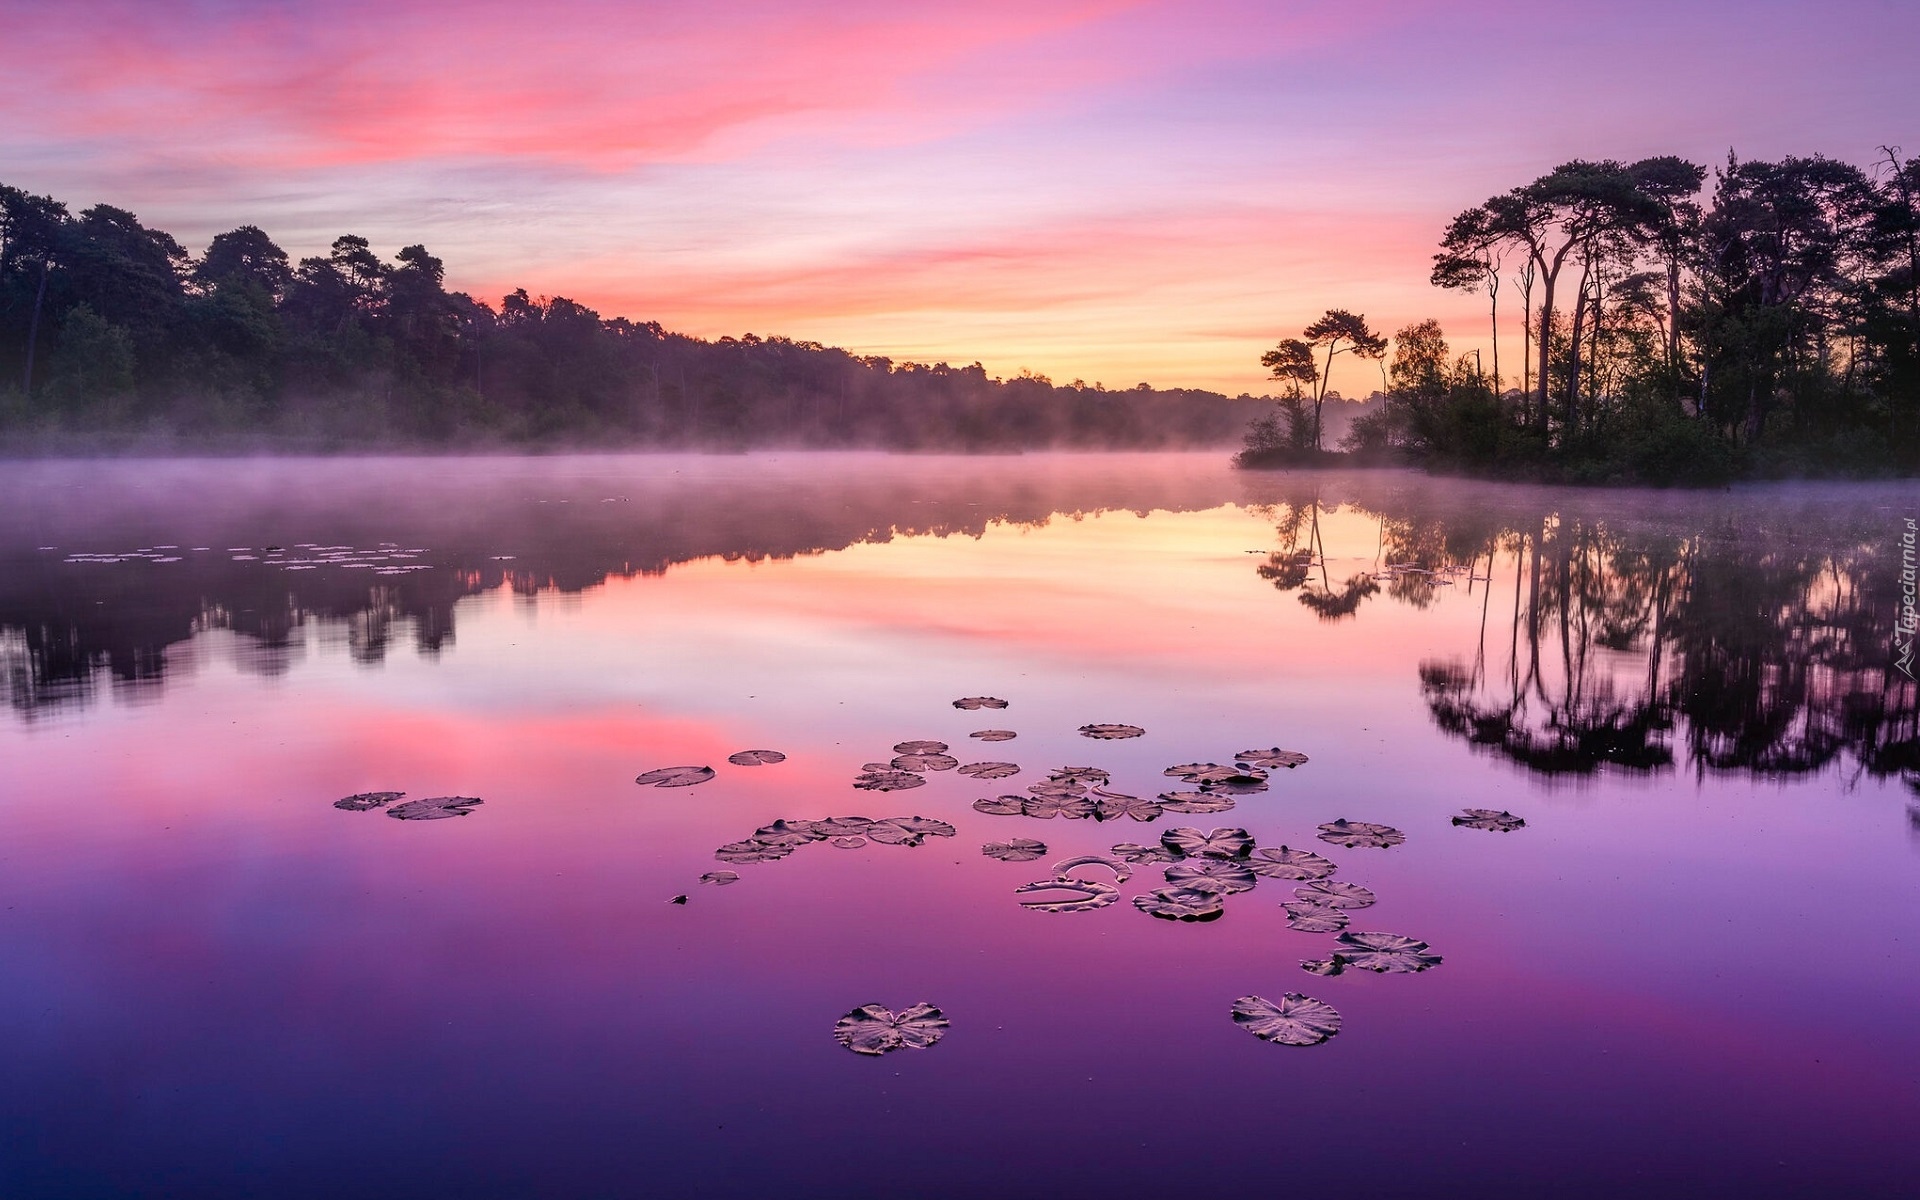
332 791 483 820
714 815 957 864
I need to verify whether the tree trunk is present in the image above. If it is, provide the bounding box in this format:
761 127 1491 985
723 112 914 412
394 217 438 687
1535 268 1557 438
1487 274 1500 393
1564 261 1590 438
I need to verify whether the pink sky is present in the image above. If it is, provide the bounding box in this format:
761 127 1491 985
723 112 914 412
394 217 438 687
3 0 1914 394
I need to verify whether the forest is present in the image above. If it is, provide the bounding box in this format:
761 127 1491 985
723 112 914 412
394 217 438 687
0 188 1255 451
1240 150 1920 483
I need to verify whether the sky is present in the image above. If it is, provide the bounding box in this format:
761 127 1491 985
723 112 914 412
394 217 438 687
3 0 1916 395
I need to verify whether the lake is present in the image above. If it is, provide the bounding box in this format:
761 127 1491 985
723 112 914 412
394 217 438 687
1 453 1915 1199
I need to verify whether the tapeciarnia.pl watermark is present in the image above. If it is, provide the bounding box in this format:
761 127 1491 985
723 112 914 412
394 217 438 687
1899 515 1917 681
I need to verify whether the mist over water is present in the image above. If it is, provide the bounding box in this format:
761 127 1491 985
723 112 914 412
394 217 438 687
1 454 1914 1199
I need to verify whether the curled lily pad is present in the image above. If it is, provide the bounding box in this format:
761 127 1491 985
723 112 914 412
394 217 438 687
1163 762 1256 785
953 696 1008 710
1111 841 1182 864
1247 845 1337 880
1317 819 1405 849
1023 793 1095 820
1330 931 1443 973
983 838 1048 862
727 749 787 766
1014 877 1119 913
894 740 950 755
752 819 828 847
1165 859 1258 894
1293 880 1376 909
1079 724 1145 740
867 816 956 846
387 795 483 821
636 765 716 788
1156 791 1238 814
831 836 866 848
1160 827 1253 859
700 870 740 886
1237 748 1309 769
1163 762 1221 781
1283 903 1350 933
957 761 1020 779
833 1003 949 1056
1199 772 1269 795
715 840 794 865
1134 886 1225 922
1051 854 1132 884
813 816 876 838
1453 808 1526 832
1028 780 1089 798
1088 788 1163 823
892 753 959 772
334 791 403 812
1232 993 1341 1046
973 795 1027 816
970 729 1017 742
854 769 927 792
1300 956 1345 976
1048 766 1110 785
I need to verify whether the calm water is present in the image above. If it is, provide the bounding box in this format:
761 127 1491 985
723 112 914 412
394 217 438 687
1 454 1915 1199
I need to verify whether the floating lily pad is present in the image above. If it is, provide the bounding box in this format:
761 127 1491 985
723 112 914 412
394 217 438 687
1293 880 1376 909
1160 827 1254 859
715 840 795 865
983 838 1048 862
866 816 956 846
860 762 895 772
1048 766 1111 785
1453 808 1526 832
830 836 867 849
1023 793 1096 820
813 816 876 838
1165 859 1258 894
1329 931 1443 973
1236 748 1310 769
752 819 828 847
833 1003 950 1056
1013 877 1119 913
1051 854 1132 883
1299 957 1345 976
1247 845 1337 880
893 740 950 755
387 795 483 821
1200 772 1270 795
334 791 403 812
1088 788 1163 823
1134 886 1225 922
972 795 1027 816
636 765 716 788
854 769 927 792
700 870 740 886
1232 993 1342 1046
1163 762 1220 780
1079 724 1146 740
892 753 959 772
727 750 787 766
1317 819 1405 849
1283 903 1350 933
957 761 1020 779
970 729 1017 742
953 697 1009 710
1156 791 1238 814
1110 841 1182 864
1027 780 1089 798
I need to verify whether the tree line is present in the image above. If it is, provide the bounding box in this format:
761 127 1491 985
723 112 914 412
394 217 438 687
0 187 1258 450
1241 149 1920 482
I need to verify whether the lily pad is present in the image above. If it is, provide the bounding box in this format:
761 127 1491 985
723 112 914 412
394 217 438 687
833 1002 950 1056
1110 841 1182 864
751 819 828 847
1088 788 1163 823
1048 766 1111 785
1317 819 1406 849
957 761 1020 779
893 740 950 755
854 769 927 792
1247 845 1337 880
1453 808 1526 832
1165 859 1258 894
1283 903 1350 933
700 870 740 886
1232 993 1342 1046
715 840 795 865
983 838 1048 862
1027 780 1089 798
953 697 1009 710
1133 886 1225 922
972 795 1028 817
1330 931 1443 973
387 795 483 821
1156 791 1238 814
892 753 959 772
1236 748 1310 769
1014 877 1119 913
813 816 876 838
727 750 787 766
1300 956 1345 976
1079 724 1146 740
866 816 956 846
1199 772 1270 795
1162 762 1251 784
334 791 403 812
1293 880 1376 909
636 765 716 788
1160 827 1253 859
1023 793 1095 820
970 729 1017 742
1051 854 1132 883
830 836 867 849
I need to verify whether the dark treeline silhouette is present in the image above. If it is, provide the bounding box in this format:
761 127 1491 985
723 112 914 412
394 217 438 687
1241 149 1920 483
0 187 1256 450
1247 475 1917 788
